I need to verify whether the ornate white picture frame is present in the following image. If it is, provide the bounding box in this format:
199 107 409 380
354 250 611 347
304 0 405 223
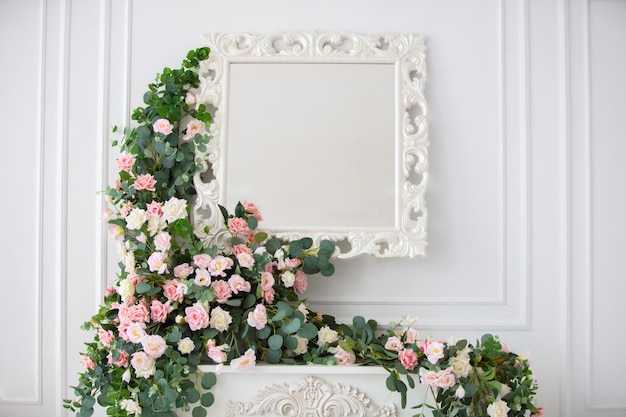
192 32 428 258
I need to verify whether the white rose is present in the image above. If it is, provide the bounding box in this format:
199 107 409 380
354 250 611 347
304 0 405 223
120 399 141 416
449 354 472 378
298 303 308 321
209 306 233 332
281 271 296 288
146 214 167 237
125 208 147 230
117 278 135 301
124 251 136 273
317 325 339 346
131 351 155 378
163 197 188 223
177 337 195 354
487 399 510 417
116 240 128 261
293 335 309 355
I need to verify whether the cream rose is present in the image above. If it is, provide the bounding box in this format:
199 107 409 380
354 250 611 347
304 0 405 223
449 354 472 378
487 399 510 417
142 335 168 359
293 335 309 355
125 208 147 230
163 197 188 223
210 306 233 332
317 325 339 346
177 337 195 354
146 214 166 236
120 399 141 416
117 278 135 301
130 351 155 378
281 271 296 288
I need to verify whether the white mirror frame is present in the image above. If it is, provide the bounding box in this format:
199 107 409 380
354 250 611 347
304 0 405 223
191 32 429 258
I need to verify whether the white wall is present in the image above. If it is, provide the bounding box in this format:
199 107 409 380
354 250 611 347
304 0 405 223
1 0 624 416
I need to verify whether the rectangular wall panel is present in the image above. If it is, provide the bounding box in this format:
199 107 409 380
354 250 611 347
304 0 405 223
0 0 44 404
588 0 626 409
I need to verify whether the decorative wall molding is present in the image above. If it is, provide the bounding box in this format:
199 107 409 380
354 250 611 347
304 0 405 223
225 376 396 417
0 0 46 405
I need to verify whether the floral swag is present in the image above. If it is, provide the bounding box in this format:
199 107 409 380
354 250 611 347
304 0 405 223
64 48 543 417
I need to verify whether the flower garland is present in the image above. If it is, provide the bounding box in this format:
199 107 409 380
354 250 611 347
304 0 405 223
64 48 543 417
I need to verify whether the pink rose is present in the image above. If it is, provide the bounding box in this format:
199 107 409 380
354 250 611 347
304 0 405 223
185 92 196 106
98 329 115 347
120 201 133 218
173 263 194 279
384 336 404 352
228 274 251 294
146 201 163 217
128 302 150 323
531 407 545 417
435 368 456 388
228 217 249 235
208 255 234 277
183 119 206 141
134 174 156 191
153 232 171 252
236 252 255 269
126 322 146 343
210 280 232 303
81 355 95 371
332 346 356 365
260 271 275 290
193 254 212 269
206 339 227 364
246 304 267 330
116 153 135 172
294 270 308 294
232 244 252 256
194 268 212 286
147 251 168 274
152 118 173 135
150 299 173 323
263 287 275 304
404 327 420 344
285 258 301 269
108 350 130 368
163 279 186 303
399 348 419 371
419 368 439 387
230 349 256 370
242 200 263 221
424 339 445 364
142 335 168 358
185 302 209 331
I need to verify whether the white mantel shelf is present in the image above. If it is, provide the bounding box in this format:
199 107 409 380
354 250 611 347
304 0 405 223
183 364 429 417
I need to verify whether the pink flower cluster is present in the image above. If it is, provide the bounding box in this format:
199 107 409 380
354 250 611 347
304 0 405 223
419 367 456 389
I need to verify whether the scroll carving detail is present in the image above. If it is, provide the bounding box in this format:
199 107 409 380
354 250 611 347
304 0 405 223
225 376 396 417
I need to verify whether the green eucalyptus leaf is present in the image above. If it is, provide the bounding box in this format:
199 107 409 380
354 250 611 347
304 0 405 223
192 406 207 417
266 348 282 364
201 372 217 390
268 334 284 350
200 392 215 408
135 282 152 294
282 317 301 335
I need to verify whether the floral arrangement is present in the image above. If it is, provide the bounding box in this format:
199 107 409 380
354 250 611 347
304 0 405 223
64 48 543 417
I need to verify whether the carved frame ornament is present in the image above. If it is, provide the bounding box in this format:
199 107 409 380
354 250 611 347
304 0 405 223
192 32 429 258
